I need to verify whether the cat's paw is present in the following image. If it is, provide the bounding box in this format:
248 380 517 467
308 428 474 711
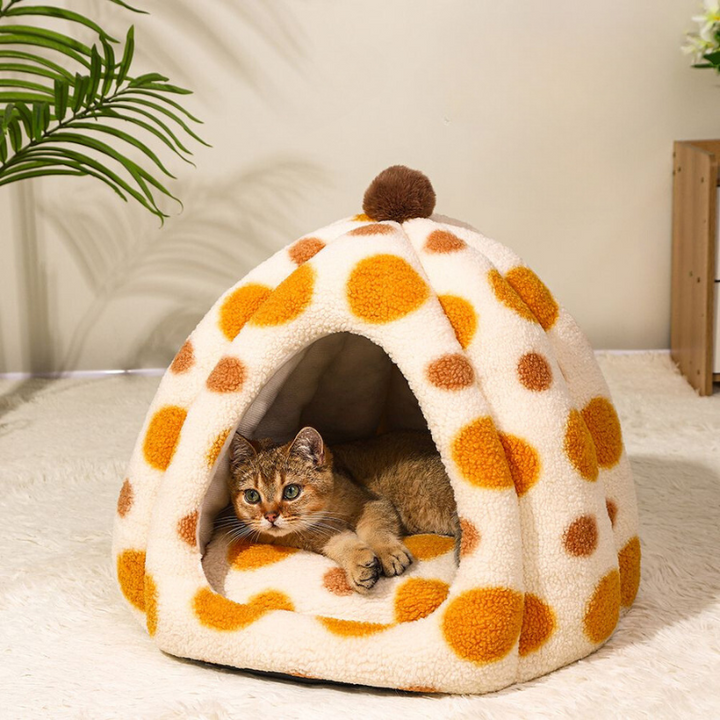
347 546 381 594
375 541 414 577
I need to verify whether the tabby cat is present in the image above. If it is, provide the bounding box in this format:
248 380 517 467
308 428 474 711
226 427 458 594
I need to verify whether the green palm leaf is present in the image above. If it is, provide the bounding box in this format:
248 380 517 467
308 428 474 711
0 0 205 221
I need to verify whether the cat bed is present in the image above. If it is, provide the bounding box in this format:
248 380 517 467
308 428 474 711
113 166 640 695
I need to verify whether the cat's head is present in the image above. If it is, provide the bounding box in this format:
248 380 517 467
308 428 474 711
227 426 334 537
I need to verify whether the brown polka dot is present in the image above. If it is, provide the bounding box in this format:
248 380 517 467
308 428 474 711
193 588 293 631
488 269 537 323
452 417 514 489
424 229 467 254
318 617 392 637
117 550 146 611
177 510 198 547
564 409 598 481
404 534 455 560
323 567 353 596
517 352 552 391
395 578 449 623
460 518 480 557
426 353 474 390
207 356 246 393
228 541 298 570
352 213 372 222
619 536 641 607
442 587 523 664
498 433 541 497
219 283 272 340
606 499 618 527
207 428 231 467
438 295 477 349
347 254 429 323
519 593 556 656
505 266 559 331
289 237 325 265
249 264 315 326
145 574 158 636
563 515 598 557
581 397 623 469
143 406 187 471
169 339 194 374
583 570 620 643
348 223 395 236
117 478 133 517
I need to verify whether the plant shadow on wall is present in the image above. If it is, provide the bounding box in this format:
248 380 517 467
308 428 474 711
0 0 323 414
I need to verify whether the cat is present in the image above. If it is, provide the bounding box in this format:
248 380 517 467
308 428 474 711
225 427 459 594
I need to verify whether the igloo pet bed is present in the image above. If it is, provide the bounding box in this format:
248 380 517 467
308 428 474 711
113 166 640 695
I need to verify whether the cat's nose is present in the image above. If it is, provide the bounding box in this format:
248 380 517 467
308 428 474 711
265 512 278 524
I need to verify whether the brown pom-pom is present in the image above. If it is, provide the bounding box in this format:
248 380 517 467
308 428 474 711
362 165 436 223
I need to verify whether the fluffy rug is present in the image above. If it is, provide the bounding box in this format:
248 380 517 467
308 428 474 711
1 352 719 719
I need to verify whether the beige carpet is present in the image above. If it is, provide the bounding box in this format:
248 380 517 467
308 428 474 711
1 352 719 719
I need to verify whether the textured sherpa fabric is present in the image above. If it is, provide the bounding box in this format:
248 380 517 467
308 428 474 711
113 198 640 694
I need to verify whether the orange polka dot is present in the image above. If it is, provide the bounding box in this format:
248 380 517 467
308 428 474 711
193 588 293 631
289 237 325 265
564 409 598 481
347 254 429 323
352 213 372 222
452 417 514 490
169 339 194 374
117 478 133 517
348 223 395 236
426 353 475 390
206 356 246 393
177 510 198 547
583 570 620 643
228 541 298 570
207 428 231 467
619 536 641 607
519 593 556 656
581 397 623 469
117 549 146 611
563 515 598 557
249 264 315 327
505 266 559 331
438 295 477 349
488 269 537 323
318 617 391 637
442 588 523 664
145 574 158 636
498 433 541 497
606 499 618 527
219 283 272 340
424 229 467 253
323 567 353 596
395 578 450 623
403 534 455 560
460 518 480 557
517 352 553 391
143 405 187 471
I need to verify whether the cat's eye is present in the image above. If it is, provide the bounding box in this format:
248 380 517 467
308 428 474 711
244 489 261 504
283 484 301 500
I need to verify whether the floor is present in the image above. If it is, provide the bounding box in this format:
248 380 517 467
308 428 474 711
1 352 719 719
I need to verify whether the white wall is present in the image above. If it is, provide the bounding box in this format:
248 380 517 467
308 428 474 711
1 0 719 371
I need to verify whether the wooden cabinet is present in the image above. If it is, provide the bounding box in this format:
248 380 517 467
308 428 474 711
671 139 720 396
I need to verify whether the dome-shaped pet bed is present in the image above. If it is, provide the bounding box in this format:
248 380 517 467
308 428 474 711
113 166 640 695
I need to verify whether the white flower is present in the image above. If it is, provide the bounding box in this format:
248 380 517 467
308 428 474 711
685 0 720 64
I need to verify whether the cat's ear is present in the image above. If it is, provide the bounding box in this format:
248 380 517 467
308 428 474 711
230 432 257 473
289 427 325 467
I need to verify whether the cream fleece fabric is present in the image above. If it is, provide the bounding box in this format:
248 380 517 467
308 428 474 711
112 213 640 694
5 353 720 717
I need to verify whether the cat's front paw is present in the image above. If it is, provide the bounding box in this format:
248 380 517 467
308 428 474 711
347 546 381 594
375 541 414 577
